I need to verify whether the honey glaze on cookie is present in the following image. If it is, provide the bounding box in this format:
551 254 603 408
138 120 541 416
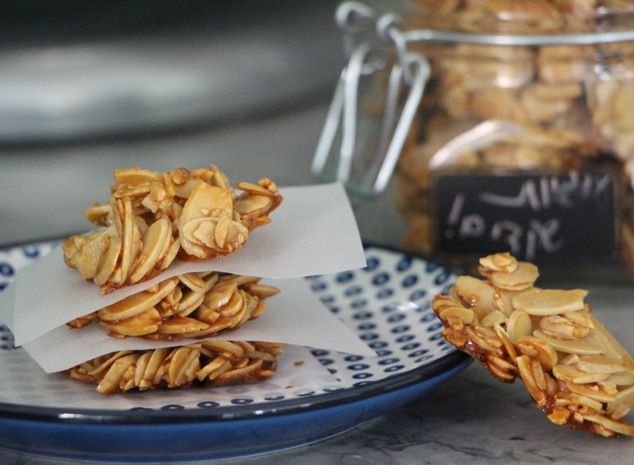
433 252 634 437
62 166 283 293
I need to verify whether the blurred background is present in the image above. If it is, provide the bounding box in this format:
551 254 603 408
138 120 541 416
4 1 630 285
0 1 406 248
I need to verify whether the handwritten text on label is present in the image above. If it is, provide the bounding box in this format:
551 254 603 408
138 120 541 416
436 172 615 261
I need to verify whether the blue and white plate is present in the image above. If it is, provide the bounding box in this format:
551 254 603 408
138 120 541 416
0 242 471 463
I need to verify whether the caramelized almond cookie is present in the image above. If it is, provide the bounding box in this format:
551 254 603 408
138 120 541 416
62 166 283 293
64 341 285 394
433 252 634 437
66 272 279 341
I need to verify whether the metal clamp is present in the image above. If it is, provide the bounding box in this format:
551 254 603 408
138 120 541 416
313 1 634 199
312 1 430 199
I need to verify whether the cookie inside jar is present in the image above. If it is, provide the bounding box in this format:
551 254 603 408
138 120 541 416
392 0 634 280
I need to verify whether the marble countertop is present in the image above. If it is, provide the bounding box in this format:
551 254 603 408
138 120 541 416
3 328 634 465
2 283 633 465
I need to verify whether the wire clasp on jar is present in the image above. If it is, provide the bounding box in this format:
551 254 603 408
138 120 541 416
312 1 430 199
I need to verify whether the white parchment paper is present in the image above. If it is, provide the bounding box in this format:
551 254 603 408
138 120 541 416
0 345 344 410
22 277 375 373
0 183 366 346
0 182 374 374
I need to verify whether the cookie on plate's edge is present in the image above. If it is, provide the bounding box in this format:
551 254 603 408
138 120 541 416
432 252 634 437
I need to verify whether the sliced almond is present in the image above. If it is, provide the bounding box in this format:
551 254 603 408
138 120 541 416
481 309 507 328
99 307 162 337
534 329 605 355
157 317 211 335
437 305 475 325
512 288 588 316
506 309 533 343
489 262 539 291
454 275 496 308
129 217 172 283
479 252 518 273
577 356 627 375
553 363 611 385
539 314 591 339
98 277 179 322
516 335 558 371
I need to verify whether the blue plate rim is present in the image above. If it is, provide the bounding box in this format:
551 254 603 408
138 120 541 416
0 349 470 425
0 242 470 426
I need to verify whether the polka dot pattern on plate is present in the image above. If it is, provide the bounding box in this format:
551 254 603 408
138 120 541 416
306 246 459 387
0 242 460 410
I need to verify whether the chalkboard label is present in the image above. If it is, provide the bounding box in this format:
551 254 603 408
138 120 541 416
434 171 618 262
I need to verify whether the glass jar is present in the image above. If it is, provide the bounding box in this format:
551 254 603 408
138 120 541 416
391 0 634 281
